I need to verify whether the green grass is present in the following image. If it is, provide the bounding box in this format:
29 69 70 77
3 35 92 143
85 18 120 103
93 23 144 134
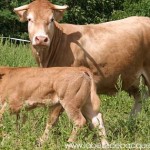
0 40 150 150
0 39 36 67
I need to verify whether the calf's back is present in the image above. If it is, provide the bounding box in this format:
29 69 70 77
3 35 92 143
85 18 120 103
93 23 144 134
0 67 93 113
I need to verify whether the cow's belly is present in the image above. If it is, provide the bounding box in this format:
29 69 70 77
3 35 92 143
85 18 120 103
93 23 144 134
95 62 143 94
71 50 143 95
81 38 144 94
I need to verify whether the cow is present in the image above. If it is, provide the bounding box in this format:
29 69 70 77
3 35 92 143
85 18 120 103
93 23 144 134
0 67 108 147
14 0 150 115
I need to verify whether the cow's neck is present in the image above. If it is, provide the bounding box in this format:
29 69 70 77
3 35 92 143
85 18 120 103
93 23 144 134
34 21 72 67
44 21 63 67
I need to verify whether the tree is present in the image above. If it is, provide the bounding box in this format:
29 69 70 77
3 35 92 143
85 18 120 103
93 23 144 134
63 0 124 24
112 0 150 20
0 0 31 38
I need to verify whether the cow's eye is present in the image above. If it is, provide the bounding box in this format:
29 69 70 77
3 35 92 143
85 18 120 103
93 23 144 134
28 18 31 22
50 17 54 23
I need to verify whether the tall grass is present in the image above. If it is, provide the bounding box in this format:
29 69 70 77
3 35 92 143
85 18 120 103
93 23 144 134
0 40 150 149
0 39 36 67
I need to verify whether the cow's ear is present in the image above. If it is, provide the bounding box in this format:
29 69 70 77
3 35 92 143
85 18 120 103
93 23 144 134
53 9 66 22
14 10 28 22
14 5 29 22
52 5 68 22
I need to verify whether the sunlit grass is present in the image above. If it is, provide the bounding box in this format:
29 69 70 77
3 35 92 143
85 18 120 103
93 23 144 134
0 39 36 67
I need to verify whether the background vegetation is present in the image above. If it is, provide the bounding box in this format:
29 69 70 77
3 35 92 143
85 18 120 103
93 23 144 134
0 0 150 38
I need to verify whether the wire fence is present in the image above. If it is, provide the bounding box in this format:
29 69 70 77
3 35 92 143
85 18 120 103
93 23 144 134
0 37 30 43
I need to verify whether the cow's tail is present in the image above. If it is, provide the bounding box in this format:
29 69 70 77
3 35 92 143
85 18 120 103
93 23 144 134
84 70 100 112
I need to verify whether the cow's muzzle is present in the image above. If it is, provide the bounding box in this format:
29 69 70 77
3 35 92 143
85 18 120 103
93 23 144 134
33 36 49 46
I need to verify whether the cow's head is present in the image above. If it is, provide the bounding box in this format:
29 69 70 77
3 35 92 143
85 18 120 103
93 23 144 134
14 0 68 48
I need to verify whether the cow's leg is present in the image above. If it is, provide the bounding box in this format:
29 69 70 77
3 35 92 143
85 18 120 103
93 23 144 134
130 65 150 116
131 67 150 114
129 86 142 116
131 98 142 116
16 113 20 131
82 103 109 148
129 73 150 116
142 67 150 94
15 113 27 132
38 104 63 146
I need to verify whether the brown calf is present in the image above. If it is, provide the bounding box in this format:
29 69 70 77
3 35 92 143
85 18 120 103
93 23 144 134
0 67 108 147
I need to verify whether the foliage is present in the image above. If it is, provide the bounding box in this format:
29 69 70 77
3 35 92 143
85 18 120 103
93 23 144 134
0 0 150 38
0 0 31 38
65 0 124 24
112 0 150 20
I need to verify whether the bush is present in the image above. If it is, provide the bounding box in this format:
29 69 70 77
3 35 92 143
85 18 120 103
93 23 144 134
112 0 150 20
62 0 124 24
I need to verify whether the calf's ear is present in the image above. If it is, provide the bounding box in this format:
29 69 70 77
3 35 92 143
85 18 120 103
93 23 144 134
14 5 29 22
53 5 68 22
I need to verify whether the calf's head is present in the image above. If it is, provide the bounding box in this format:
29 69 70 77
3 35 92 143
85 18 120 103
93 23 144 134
14 0 68 48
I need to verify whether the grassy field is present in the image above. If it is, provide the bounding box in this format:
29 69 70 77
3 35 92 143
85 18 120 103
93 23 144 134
0 40 150 150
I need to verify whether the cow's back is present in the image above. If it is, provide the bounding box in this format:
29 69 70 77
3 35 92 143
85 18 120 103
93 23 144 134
59 17 150 94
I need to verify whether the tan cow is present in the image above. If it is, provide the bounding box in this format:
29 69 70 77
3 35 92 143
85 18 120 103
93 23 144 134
0 67 108 147
14 0 150 115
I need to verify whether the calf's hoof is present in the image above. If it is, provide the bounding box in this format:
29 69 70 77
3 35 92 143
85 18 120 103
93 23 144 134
101 139 109 148
67 137 76 143
35 138 44 147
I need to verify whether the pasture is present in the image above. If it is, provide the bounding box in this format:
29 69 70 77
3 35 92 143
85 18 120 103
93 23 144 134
0 39 150 149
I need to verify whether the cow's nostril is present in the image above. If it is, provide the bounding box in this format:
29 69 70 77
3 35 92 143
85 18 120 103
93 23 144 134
34 36 48 45
35 36 39 41
44 37 48 42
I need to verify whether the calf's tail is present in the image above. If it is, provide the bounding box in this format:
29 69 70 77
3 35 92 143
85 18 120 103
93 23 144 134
84 70 100 112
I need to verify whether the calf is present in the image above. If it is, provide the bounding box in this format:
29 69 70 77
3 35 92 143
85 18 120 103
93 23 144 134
0 67 108 146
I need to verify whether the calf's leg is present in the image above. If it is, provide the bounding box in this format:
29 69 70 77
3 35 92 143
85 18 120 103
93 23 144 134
82 101 109 148
38 104 63 145
62 102 86 142
67 110 86 142
0 102 7 121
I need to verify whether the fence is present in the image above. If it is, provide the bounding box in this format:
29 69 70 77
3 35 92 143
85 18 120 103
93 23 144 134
0 37 30 44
